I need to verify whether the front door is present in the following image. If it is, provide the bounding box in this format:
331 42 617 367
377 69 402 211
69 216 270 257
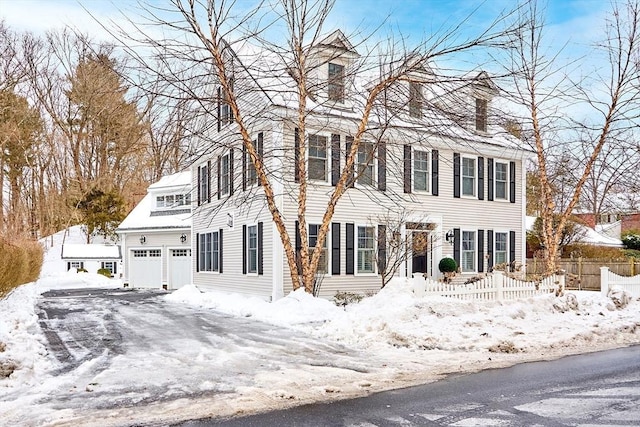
412 231 430 275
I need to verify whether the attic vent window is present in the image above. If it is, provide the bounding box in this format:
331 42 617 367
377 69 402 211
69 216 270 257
409 82 423 118
475 98 487 132
328 63 345 102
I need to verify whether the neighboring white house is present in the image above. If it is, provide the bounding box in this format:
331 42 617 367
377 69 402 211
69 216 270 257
61 244 122 276
117 171 192 290
191 30 531 301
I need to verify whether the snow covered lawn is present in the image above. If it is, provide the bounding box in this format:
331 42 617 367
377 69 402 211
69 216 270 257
1 273 639 426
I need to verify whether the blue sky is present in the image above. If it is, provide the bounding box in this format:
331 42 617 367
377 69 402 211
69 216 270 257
1 0 610 45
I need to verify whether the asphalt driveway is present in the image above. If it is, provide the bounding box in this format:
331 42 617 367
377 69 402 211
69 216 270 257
1 288 376 426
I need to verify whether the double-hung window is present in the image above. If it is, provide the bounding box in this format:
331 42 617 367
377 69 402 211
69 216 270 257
308 134 328 181
495 161 508 200
357 141 375 186
409 81 423 118
101 261 116 275
328 63 345 102
247 225 258 274
246 141 258 187
413 150 429 192
199 231 219 272
156 196 165 208
308 224 328 274
462 157 476 197
494 232 508 265
357 226 375 273
461 231 476 272
220 154 230 196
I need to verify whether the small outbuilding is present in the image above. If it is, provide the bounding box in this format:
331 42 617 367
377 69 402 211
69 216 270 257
61 243 122 277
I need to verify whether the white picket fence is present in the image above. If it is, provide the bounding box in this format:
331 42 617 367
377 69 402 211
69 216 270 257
411 271 562 301
600 267 640 297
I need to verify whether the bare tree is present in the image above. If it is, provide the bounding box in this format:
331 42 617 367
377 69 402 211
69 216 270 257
116 0 524 293
505 0 640 276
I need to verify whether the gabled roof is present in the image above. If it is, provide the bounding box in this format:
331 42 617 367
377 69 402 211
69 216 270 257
315 29 358 54
61 244 121 260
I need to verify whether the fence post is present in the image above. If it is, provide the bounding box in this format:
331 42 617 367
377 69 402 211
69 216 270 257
494 270 504 301
600 266 609 297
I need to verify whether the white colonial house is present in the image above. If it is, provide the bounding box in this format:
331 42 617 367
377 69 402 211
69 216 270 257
117 171 192 289
191 30 531 301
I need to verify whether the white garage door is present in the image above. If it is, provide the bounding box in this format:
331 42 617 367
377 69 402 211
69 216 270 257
169 249 191 289
129 249 162 288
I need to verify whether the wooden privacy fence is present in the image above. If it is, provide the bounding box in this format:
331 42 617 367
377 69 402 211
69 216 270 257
526 258 640 290
600 267 640 298
410 271 561 301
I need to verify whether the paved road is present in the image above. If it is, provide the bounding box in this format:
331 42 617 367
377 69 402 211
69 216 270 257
182 345 640 426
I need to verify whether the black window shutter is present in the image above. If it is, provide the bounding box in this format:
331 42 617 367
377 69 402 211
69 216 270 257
294 128 300 183
197 166 202 205
509 161 516 203
242 225 247 274
403 145 412 193
195 233 200 272
431 149 439 196
477 157 484 200
345 223 354 275
331 134 340 186
477 229 484 273
257 132 264 186
345 136 354 187
487 158 494 201
453 153 461 198
217 156 221 200
331 222 340 275
219 229 223 274
242 143 247 191
113 263 117 274
216 87 221 132
453 228 461 268
509 230 516 270
487 230 494 270
229 148 234 196
67 262 70 271
257 222 263 275
378 224 387 273
207 160 212 202
378 141 386 191
295 220 302 276
228 78 234 123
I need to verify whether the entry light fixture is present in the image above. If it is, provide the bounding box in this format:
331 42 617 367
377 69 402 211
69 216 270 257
445 230 455 245
140 235 146 244
180 233 187 243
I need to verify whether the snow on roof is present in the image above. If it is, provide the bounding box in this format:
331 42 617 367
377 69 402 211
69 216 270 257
148 171 191 192
526 216 623 248
117 192 191 231
61 244 121 260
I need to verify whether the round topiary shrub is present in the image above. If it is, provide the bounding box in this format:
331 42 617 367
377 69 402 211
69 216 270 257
438 257 458 274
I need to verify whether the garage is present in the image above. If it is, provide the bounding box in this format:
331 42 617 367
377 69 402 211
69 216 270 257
129 249 162 288
168 248 191 289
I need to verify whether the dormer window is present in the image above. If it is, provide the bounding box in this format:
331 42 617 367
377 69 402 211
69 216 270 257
156 193 191 209
409 82 423 118
475 97 487 132
328 63 345 102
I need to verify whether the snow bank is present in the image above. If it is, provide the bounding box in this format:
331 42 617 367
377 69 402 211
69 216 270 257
166 285 339 326
0 283 52 386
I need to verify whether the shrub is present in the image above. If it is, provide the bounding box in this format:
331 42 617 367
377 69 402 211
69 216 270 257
0 237 43 299
97 268 112 278
438 257 457 273
333 291 364 307
622 233 640 250
77 268 88 273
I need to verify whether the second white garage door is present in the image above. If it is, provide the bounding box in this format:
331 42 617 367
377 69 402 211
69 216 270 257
129 249 162 288
168 249 191 289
